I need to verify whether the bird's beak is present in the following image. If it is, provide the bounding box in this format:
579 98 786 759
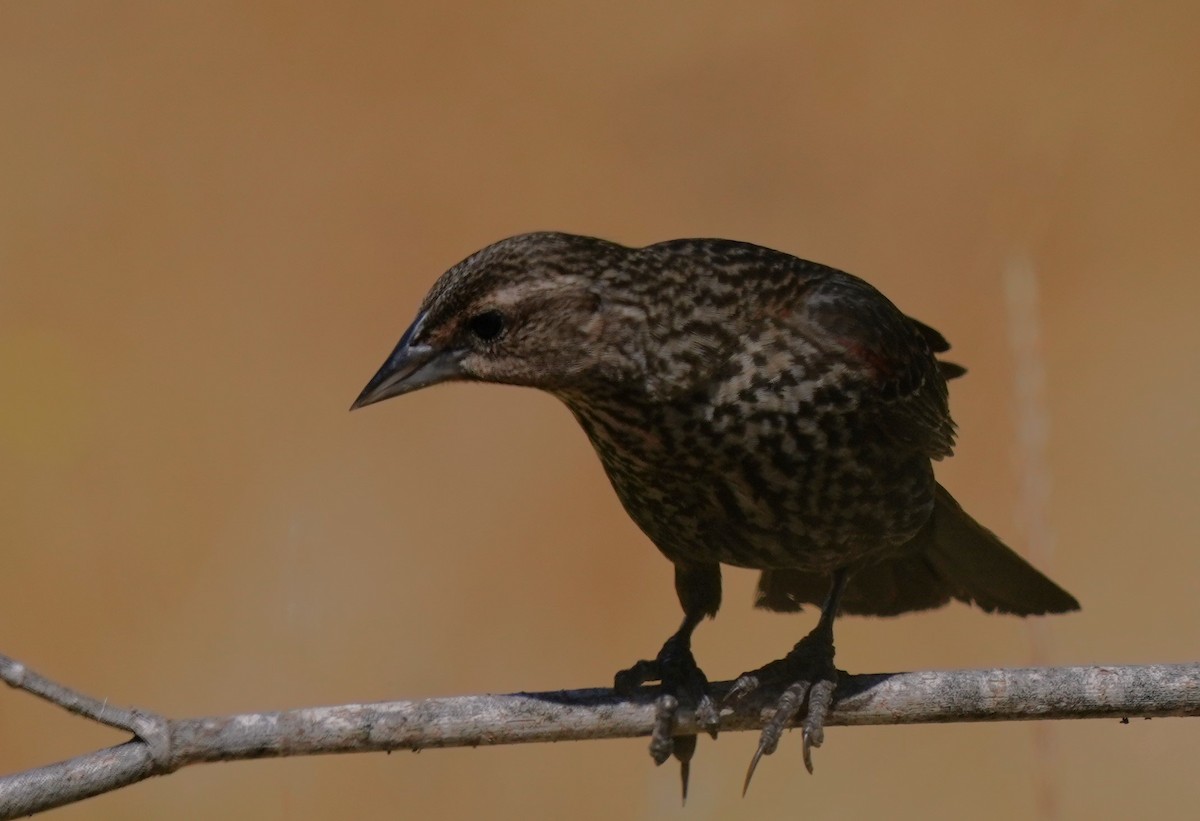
350 312 464 410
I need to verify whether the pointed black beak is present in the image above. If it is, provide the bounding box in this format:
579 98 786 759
350 312 463 410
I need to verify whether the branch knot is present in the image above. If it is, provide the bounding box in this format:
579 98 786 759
129 710 174 772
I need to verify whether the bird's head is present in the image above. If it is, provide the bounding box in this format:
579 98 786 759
351 232 645 410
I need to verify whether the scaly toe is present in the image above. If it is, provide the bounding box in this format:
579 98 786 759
649 694 679 765
724 673 761 705
695 693 721 739
614 658 661 695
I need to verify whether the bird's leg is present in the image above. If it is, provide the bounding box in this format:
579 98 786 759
614 561 721 801
726 567 849 791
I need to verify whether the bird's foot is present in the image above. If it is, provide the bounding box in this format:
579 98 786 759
615 633 720 800
725 627 838 792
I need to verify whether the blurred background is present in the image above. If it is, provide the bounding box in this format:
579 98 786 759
2 3 1197 819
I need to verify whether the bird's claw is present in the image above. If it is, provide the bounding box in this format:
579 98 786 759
801 676 836 772
614 659 657 694
672 732 696 803
615 638 719 801
723 673 760 706
648 693 680 766
730 631 839 792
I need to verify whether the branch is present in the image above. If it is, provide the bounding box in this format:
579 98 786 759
2 652 1197 818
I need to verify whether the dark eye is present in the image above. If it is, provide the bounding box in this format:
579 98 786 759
466 309 505 342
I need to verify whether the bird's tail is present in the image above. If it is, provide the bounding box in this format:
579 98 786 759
755 483 1080 617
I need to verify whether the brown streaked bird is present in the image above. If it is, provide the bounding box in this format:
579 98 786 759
352 232 1079 797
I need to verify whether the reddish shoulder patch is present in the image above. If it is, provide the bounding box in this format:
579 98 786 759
837 337 895 379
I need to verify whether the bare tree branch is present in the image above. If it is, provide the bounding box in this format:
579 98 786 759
2 651 1197 818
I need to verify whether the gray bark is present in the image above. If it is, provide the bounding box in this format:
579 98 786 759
2 653 1197 819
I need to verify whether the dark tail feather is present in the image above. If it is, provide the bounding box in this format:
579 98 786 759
919 484 1079 614
755 484 1079 617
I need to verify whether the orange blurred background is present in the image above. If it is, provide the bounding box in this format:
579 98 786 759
2 3 1197 819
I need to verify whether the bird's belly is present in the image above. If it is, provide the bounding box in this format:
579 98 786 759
571 394 936 572
607 449 935 572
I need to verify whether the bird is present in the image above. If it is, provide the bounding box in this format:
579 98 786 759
351 231 1080 797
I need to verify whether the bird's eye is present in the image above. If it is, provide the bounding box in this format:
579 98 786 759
466 309 505 342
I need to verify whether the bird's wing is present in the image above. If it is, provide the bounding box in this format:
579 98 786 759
640 243 961 461
787 274 960 460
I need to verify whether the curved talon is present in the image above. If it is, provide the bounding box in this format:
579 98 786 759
673 734 697 803
742 743 767 796
801 730 816 774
